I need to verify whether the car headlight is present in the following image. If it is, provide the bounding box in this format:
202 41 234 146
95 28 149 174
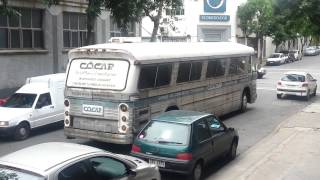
0 121 9 127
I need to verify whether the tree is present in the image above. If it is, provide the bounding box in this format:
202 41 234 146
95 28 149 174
237 3 256 45
140 0 183 42
237 0 273 63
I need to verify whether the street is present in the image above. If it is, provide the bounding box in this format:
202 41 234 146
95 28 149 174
0 55 319 179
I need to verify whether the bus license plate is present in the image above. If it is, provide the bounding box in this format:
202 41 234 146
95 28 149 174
149 159 165 168
82 104 104 116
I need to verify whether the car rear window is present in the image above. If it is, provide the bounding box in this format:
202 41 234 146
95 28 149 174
138 121 190 145
281 74 305 82
0 167 44 180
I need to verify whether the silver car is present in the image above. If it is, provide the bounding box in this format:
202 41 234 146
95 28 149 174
0 142 161 180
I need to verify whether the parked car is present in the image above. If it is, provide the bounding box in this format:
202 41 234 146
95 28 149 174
0 142 161 180
0 73 65 140
304 46 319 56
257 67 267 79
289 50 302 61
279 50 291 63
131 110 239 180
277 71 317 101
266 53 286 65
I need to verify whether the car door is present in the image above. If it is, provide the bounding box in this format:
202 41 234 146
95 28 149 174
205 116 233 158
191 119 213 162
31 93 56 127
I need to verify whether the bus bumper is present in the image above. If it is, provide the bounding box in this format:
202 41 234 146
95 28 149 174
64 127 133 144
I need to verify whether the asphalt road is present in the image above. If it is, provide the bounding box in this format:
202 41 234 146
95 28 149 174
0 55 319 179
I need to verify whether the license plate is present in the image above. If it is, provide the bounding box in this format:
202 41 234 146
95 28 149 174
149 159 165 168
82 104 104 116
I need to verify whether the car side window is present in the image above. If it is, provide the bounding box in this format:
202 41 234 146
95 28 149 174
89 157 128 179
58 161 93 180
193 119 211 143
36 93 52 108
307 74 314 81
206 116 225 135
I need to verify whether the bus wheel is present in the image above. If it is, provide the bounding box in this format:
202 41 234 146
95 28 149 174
240 93 248 113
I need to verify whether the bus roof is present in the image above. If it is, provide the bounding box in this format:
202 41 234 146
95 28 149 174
69 42 254 64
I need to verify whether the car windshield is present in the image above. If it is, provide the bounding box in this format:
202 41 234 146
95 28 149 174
270 54 280 58
0 167 45 180
281 74 305 82
138 121 190 145
2 93 36 108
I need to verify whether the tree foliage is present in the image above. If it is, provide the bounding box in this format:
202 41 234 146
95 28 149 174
139 0 183 42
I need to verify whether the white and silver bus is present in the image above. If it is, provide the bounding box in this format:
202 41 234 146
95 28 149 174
64 42 257 144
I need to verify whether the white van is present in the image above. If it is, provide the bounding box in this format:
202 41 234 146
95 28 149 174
0 73 65 140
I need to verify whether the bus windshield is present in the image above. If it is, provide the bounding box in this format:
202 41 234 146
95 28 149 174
66 59 129 90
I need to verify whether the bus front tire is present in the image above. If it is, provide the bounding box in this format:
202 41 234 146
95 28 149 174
240 93 248 113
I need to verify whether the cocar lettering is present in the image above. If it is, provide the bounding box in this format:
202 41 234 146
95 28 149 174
80 62 114 70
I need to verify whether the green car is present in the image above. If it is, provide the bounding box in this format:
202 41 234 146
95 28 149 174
131 110 239 180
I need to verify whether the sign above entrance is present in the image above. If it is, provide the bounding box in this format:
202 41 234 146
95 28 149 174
200 15 230 22
204 0 226 13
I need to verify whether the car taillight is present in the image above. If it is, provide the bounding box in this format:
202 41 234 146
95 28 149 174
277 81 282 85
131 144 141 153
176 153 192 160
302 83 308 87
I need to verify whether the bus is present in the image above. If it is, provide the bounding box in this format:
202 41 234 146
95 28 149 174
64 42 257 144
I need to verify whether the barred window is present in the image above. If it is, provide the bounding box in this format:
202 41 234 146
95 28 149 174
0 8 43 49
63 12 94 48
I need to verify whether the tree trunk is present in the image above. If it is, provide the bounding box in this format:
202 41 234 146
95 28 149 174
150 0 164 42
151 19 160 42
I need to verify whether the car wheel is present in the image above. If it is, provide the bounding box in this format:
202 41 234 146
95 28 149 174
14 122 30 140
277 94 282 99
190 161 203 180
313 87 317 96
240 92 248 113
305 90 310 101
228 140 238 160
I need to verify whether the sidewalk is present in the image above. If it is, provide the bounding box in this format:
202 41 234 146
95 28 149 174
209 99 320 180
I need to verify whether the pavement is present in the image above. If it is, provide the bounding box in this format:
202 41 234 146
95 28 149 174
209 98 320 180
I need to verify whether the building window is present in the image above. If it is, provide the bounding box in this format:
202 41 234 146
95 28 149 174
0 8 43 49
110 17 135 37
63 12 93 48
165 8 185 16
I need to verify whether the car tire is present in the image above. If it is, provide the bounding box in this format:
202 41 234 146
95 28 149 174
313 87 317 96
257 74 263 79
14 122 30 140
227 140 238 160
305 90 310 101
190 161 203 180
240 92 248 113
277 94 282 99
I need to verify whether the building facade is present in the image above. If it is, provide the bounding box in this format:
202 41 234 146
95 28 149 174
0 0 140 96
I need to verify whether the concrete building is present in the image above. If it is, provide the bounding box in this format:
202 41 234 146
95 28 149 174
0 0 140 96
141 0 275 56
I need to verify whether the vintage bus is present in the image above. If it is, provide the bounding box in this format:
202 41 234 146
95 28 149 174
64 42 257 144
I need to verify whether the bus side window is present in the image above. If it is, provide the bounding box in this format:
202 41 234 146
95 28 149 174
206 59 226 78
177 62 202 83
156 64 172 87
138 66 157 89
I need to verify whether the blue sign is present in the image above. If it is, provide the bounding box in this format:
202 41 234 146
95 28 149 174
204 0 226 13
200 15 230 21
